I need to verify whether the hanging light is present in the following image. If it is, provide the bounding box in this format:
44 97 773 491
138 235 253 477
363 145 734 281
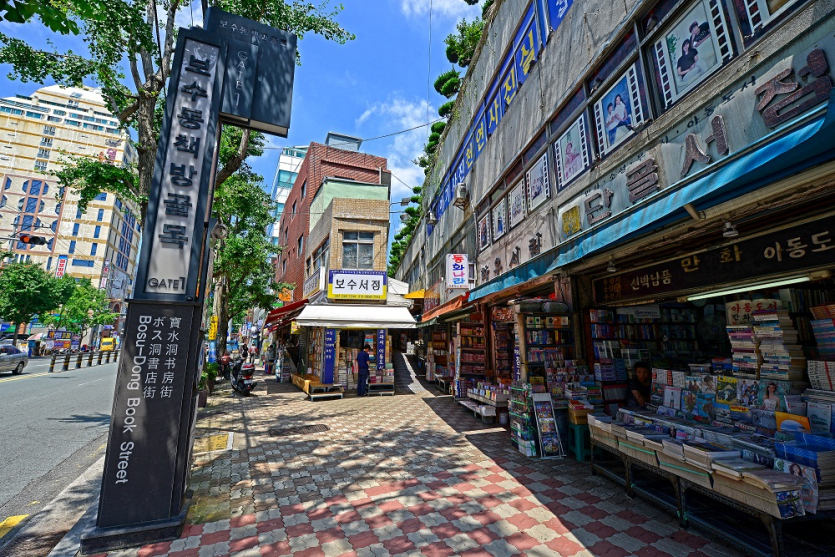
607 256 617 273
722 221 739 238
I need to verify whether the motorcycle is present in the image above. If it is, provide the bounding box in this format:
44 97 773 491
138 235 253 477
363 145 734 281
230 358 257 395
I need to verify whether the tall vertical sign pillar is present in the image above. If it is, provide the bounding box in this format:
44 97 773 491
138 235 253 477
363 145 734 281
81 10 295 554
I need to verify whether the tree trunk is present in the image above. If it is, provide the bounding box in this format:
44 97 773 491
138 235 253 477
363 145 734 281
12 323 19 346
214 278 230 357
135 93 159 224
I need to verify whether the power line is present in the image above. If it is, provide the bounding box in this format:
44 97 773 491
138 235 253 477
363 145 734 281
261 118 444 152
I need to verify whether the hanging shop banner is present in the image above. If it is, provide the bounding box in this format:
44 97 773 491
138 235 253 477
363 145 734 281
594 214 835 303
616 305 661 319
322 328 336 384
377 329 386 370
303 267 326 298
446 254 469 289
55 255 68 278
327 270 387 300
208 315 218 340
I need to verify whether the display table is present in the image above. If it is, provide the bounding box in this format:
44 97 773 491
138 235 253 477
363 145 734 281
291 373 344 400
367 382 395 396
457 399 497 423
590 438 835 557
437 377 452 395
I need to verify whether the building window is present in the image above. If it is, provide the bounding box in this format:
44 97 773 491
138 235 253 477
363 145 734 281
282 259 287 274
297 235 303 256
91 243 97 256
34 160 48 172
69 240 76 254
95 192 107 201
41 137 53 147
72 223 79 236
312 239 329 273
94 225 101 238
342 232 374 269
37 148 50 158
46 257 52 270
42 126 56 136
76 207 82 219
291 201 296 218
97 208 104 221
300 180 306 200
71 259 94 267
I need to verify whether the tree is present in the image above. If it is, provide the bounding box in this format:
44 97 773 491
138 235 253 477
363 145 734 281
444 18 485 68
0 0 354 221
211 168 287 349
0 0 103 34
42 279 117 338
0 263 74 344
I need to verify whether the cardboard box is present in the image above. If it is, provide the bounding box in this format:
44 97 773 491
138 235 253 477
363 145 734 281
569 407 592 425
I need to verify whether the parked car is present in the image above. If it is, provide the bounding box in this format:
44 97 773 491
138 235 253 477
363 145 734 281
100 338 115 351
0 344 28 375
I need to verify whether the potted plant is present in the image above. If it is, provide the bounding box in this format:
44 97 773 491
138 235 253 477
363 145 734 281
198 372 209 407
204 362 219 395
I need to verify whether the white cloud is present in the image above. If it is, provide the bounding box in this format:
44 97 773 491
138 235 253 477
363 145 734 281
401 0 482 19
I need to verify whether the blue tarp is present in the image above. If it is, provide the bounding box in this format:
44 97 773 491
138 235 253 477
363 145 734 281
468 92 835 302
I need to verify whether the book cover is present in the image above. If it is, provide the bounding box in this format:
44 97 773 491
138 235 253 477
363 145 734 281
699 374 717 394
714 402 732 421
776 412 811 433
752 408 778 430
681 390 698 414
758 380 789 412
663 386 682 410
736 379 760 407
774 458 818 514
731 405 753 423
695 393 715 419
716 376 738 405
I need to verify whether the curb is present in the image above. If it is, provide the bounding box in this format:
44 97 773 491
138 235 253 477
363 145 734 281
2 457 104 557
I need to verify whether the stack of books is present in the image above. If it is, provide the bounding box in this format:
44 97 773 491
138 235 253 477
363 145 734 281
682 439 741 470
711 457 766 479
726 325 761 375
810 305 835 359
661 438 686 460
753 310 805 380
808 361 835 391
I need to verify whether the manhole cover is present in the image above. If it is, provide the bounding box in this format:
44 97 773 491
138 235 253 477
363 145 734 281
269 424 330 437
193 432 233 454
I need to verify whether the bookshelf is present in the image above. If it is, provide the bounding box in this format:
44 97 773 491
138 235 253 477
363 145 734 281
426 325 449 382
510 384 537 457
457 320 487 376
523 313 574 368
491 306 516 380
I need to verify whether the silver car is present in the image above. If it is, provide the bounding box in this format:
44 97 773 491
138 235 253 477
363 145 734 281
0 344 28 375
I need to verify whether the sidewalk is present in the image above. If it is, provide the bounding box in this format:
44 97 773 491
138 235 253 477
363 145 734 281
87 355 739 557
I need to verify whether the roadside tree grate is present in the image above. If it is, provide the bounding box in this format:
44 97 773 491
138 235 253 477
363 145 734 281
269 424 330 437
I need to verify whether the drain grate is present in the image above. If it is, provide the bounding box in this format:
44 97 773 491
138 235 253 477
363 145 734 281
269 424 330 437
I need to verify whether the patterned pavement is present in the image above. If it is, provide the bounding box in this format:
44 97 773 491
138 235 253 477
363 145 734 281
92 354 739 557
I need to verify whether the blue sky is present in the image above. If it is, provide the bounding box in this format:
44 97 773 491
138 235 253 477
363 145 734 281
0 0 482 240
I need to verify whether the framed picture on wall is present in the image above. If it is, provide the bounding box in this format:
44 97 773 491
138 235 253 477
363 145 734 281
592 63 645 155
492 198 507 241
653 0 732 108
526 153 551 212
478 213 492 251
508 180 526 229
554 114 591 190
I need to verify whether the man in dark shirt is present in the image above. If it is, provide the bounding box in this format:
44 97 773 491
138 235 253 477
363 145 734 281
627 362 652 408
356 344 371 396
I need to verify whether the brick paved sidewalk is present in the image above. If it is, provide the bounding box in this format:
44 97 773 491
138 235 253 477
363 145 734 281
92 357 739 557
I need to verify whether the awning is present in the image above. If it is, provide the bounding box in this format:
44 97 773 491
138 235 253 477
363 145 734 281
421 294 470 322
469 93 835 302
416 317 439 329
295 304 417 329
404 289 426 299
264 298 308 326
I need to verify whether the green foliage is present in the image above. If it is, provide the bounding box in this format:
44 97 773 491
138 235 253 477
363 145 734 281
412 186 422 194
426 139 439 153
444 17 485 68
0 0 353 221
52 155 143 216
438 100 455 118
482 0 495 16
0 263 75 342
204 361 219 381
666 35 678 59
433 68 460 97
428 131 441 143
41 278 116 334
430 122 446 135
440 74 461 97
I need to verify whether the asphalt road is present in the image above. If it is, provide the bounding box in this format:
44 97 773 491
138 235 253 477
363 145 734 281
0 357 118 548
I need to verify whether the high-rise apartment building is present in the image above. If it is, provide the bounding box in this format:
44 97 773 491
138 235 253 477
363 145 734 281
0 85 141 316
268 146 307 252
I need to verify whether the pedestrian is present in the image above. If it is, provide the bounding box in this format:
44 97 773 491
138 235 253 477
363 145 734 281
249 344 257 364
265 342 276 376
220 350 232 379
356 344 371 396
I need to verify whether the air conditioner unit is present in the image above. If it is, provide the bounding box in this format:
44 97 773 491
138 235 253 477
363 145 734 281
427 212 438 226
453 182 469 209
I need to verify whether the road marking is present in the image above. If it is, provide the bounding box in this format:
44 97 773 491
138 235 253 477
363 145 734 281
0 372 51 383
26 501 39 506
0 515 27 540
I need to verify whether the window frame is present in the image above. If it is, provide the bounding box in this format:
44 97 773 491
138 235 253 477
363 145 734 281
341 231 375 270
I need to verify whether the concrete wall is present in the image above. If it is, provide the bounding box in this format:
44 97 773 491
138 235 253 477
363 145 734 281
309 178 389 233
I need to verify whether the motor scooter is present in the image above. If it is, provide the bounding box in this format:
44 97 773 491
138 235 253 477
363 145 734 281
231 358 257 395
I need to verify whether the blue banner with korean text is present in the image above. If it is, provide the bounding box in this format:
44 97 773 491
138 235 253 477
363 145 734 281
323 328 336 384
377 329 386 371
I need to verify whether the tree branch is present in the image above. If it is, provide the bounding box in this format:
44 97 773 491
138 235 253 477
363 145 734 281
160 0 179 83
215 128 251 187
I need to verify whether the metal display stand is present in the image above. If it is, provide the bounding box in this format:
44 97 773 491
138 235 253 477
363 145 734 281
531 393 564 459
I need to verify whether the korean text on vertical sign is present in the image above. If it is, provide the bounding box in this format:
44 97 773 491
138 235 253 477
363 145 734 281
446 254 469 289
322 328 336 384
145 39 220 296
377 329 386 371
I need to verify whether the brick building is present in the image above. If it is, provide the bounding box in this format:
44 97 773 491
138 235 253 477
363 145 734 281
275 137 389 301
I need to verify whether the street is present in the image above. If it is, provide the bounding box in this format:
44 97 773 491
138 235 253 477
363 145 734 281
0 358 117 549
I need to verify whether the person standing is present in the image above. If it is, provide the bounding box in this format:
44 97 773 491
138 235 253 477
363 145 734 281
265 342 276 376
356 344 371 396
627 362 652 409
249 343 257 364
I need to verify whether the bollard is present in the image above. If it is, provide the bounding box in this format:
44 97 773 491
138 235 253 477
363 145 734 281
106 351 111 363
88 351 94 367
76 353 83 369
49 354 57 373
97 351 103 365
63 353 71 371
